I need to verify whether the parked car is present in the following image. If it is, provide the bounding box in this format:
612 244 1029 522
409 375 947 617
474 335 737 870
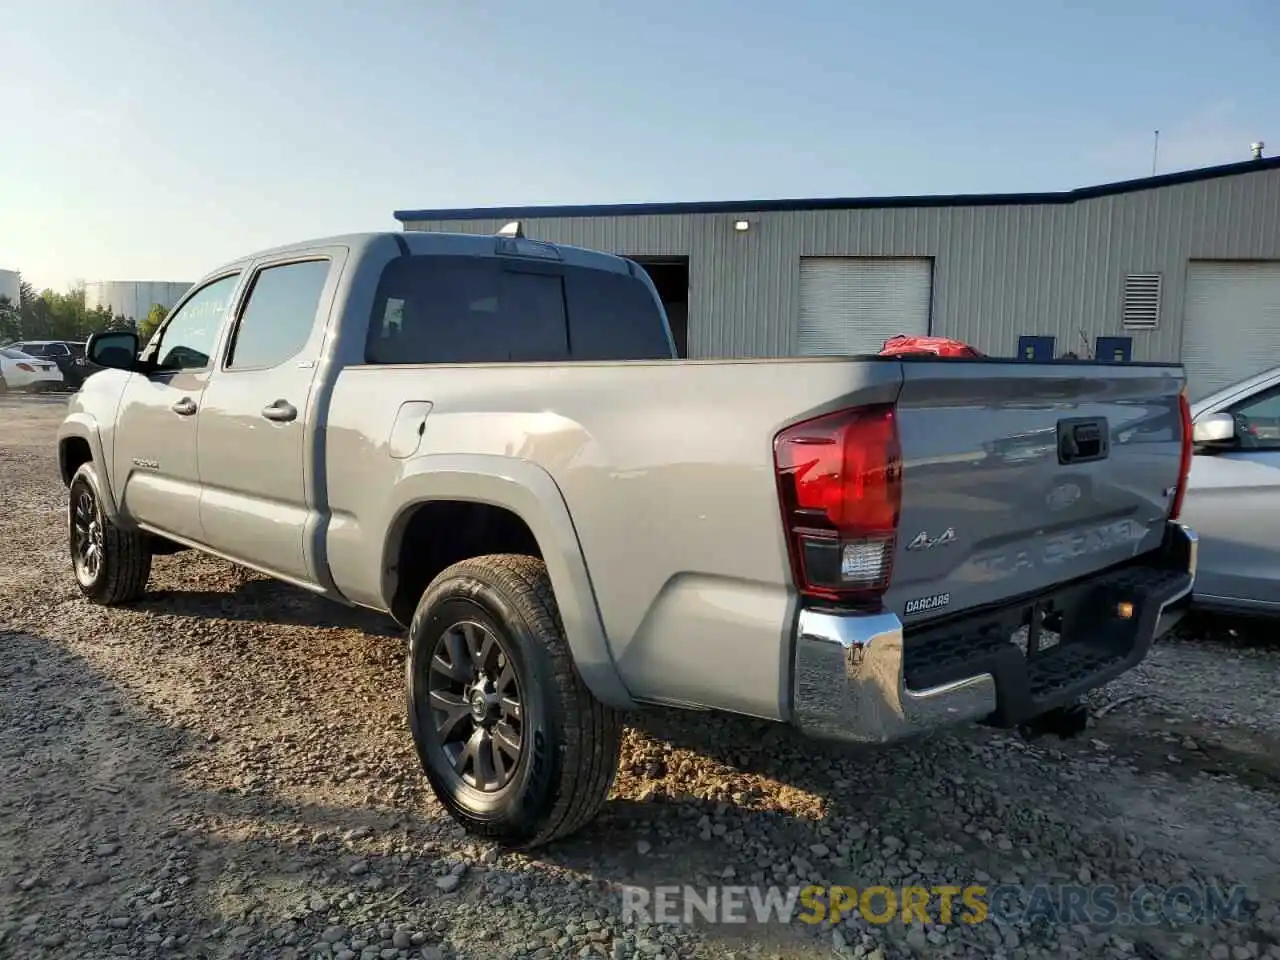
1179 365 1280 618
0 346 64 392
57 229 1197 848
10 339 93 390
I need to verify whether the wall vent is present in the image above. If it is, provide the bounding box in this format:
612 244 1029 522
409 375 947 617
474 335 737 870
1122 273 1161 329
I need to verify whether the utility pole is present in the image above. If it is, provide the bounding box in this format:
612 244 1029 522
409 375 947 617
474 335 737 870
1151 130 1160 176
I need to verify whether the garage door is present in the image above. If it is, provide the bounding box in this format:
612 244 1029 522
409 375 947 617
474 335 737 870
1183 261 1280 400
797 257 932 356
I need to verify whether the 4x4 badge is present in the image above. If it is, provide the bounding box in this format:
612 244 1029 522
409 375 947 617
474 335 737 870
905 527 956 551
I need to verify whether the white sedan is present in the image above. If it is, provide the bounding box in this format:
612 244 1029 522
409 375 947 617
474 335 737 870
0 346 64 393
1180 365 1280 620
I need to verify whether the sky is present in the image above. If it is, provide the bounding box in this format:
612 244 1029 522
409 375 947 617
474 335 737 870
1 0 1277 292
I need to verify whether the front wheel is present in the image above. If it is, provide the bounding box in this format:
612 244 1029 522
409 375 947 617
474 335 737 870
406 554 624 848
69 463 152 604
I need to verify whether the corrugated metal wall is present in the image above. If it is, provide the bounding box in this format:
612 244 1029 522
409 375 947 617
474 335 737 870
401 165 1280 361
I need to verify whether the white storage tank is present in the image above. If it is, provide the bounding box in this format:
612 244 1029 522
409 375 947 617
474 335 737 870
84 280 192 322
0 269 20 307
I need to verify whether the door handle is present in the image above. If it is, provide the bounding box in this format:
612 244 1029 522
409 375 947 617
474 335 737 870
261 400 298 423
171 397 197 416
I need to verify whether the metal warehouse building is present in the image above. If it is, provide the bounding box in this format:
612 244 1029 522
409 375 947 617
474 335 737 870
396 156 1280 400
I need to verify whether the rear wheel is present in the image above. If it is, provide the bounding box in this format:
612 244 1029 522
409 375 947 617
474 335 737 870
69 463 152 604
406 554 624 847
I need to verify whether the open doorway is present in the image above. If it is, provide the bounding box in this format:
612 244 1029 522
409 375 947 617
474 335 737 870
631 257 690 358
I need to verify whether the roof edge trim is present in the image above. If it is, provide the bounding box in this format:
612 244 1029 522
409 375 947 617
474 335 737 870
394 156 1280 223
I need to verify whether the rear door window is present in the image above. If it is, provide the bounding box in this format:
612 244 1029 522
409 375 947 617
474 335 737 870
226 259 330 370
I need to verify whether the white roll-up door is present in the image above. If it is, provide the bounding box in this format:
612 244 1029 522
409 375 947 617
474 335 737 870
797 257 932 356
1183 261 1280 400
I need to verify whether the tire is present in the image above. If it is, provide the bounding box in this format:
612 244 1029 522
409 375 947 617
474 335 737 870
406 554 624 848
0 375 7 394
69 463 152 605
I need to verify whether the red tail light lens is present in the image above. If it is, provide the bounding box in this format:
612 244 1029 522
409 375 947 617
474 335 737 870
15 362 34 372
1169 386 1193 520
774 404 903 607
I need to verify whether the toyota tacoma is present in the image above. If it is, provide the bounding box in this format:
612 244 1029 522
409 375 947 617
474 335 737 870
58 228 1197 847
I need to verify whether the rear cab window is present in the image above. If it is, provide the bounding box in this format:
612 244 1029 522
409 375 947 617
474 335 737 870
564 266 675 361
366 252 673 364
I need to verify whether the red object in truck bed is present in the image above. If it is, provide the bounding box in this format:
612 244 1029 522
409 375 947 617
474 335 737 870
880 335 984 358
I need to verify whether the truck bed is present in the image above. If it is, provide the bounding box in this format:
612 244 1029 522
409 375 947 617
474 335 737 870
322 354 1186 721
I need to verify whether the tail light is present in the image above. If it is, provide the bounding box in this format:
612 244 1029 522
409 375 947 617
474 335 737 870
774 404 903 607
16 362 34 372
1169 386 1193 520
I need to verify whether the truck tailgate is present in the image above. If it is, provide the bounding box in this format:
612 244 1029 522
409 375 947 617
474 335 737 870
886 362 1186 626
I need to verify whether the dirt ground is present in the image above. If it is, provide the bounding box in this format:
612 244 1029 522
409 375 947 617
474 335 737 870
1 393 1278 960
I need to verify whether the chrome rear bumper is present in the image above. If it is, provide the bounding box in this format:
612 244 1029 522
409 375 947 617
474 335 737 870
791 521 1198 745
791 610 997 744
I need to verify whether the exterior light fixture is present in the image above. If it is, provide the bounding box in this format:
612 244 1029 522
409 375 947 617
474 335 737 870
733 219 751 232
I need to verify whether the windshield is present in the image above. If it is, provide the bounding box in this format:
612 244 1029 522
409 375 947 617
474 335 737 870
1190 365 1280 417
0 347 37 360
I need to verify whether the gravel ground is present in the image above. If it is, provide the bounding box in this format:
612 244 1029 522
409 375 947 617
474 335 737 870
1 393 1278 960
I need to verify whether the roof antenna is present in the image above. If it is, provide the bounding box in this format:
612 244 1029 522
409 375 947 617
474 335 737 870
497 221 525 239
1251 141 1266 160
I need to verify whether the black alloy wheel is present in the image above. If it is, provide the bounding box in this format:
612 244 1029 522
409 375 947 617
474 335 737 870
427 618 524 792
71 485 104 586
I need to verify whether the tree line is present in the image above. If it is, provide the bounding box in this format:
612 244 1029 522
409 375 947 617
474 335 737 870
0 279 170 347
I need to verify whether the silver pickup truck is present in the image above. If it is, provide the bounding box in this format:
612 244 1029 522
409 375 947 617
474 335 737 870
58 229 1197 848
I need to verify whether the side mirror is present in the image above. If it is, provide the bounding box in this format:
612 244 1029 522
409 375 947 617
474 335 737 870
1192 411 1236 445
86 330 141 371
